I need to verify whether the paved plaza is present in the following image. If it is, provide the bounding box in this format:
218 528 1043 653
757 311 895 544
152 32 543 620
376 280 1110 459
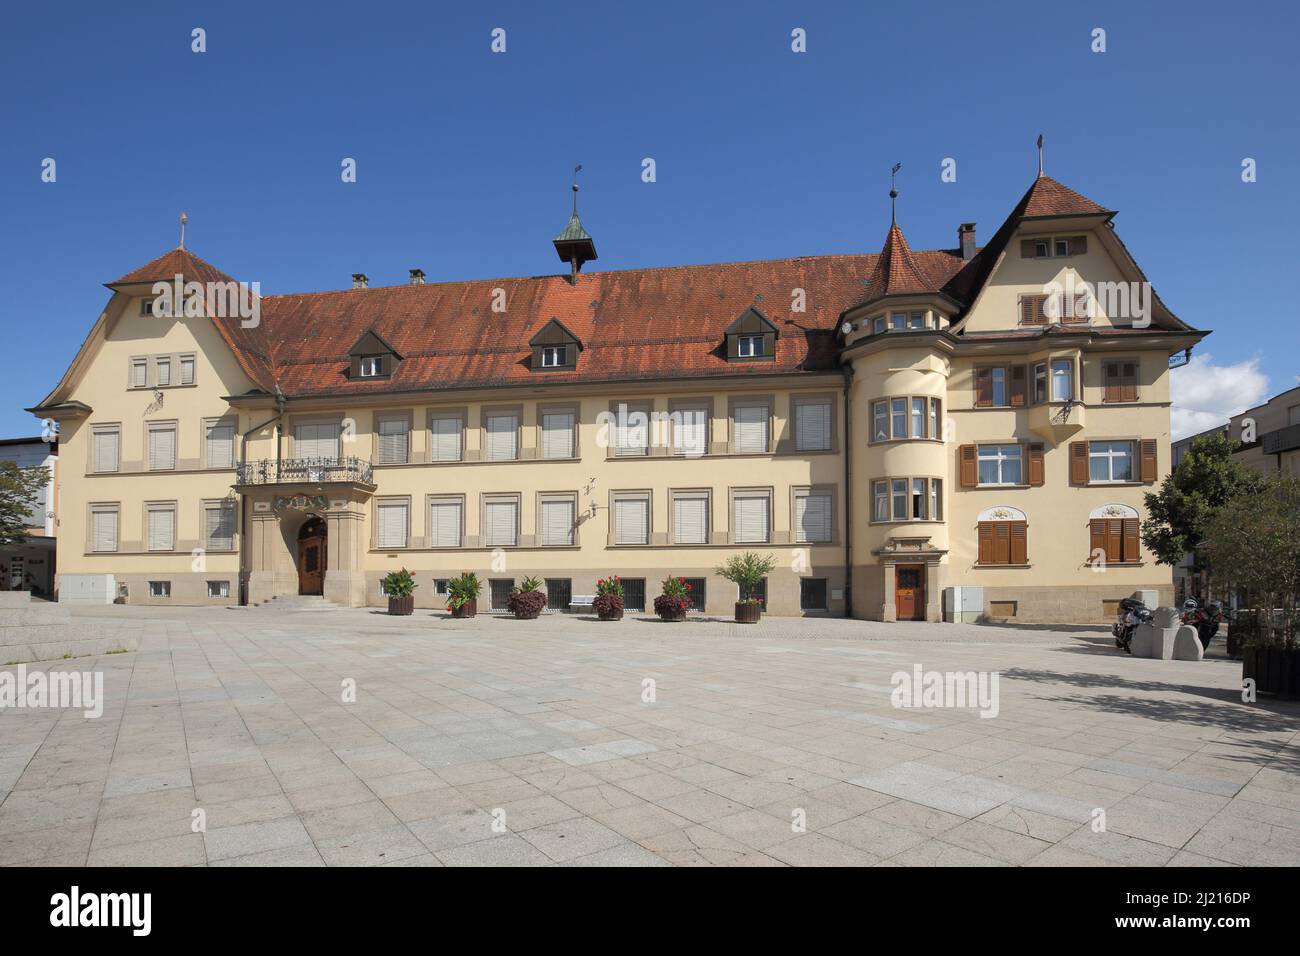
2 605 1298 867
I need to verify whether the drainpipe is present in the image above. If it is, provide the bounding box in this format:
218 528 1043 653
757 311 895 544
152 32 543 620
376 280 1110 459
842 364 854 618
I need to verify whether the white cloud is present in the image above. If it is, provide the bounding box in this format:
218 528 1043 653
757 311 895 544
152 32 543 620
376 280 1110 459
1170 353 1270 440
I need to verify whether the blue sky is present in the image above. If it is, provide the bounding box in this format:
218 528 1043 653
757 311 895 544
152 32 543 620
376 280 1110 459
2 0 1296 437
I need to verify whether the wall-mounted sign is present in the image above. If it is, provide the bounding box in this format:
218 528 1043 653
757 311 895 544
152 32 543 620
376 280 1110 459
273 494 328 512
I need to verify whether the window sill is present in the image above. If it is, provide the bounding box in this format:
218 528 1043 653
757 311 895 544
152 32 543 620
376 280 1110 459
974 483 1030 490
975 563 1032 569
870 519 945 526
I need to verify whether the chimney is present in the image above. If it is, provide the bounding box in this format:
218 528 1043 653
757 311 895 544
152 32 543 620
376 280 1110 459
958 223 977 261
409 268 426 286
351 273 369 290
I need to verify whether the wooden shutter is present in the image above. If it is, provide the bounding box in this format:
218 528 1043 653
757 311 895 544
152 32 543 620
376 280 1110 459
1139 439 1158 482
1122 518 1140 563
1027 443 1045 486
614 497 648 545
974 368 993 407
977 522 996 565
795 492 832 543
995 522 1012 564
733 494 769 543
430 415 462 462
485 414 518 461
674 407 707 456
1010 521 1028 565
1020 295 1046 326
541 411 575 460
1122 361 1138 402
1010 365 1028 406
1103 362 1120 403
539 497 574 546
733 404 769 453
1019 239 1040 258
205 422 234 468
377 501 408 548
148 425 176 470
484 499 517 546
795 402 831 451
1068 235 1087 255
673 494 709 544
92 509 118 552
377 418 408 464
206 503 235 551
1089 519 1107 563
959 444 978 487
428 500 462 548
147 507 174 551
93 428 119 473
1104 519 1122 564
1070 442 1089 485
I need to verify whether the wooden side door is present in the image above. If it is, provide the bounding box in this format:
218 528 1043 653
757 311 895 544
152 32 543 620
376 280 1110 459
896 565 925 621
297 518 325 595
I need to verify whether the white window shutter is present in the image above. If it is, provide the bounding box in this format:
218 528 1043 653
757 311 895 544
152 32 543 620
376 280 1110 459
148 425 176 470
93 510 118 552
733 404 769 453
614 498 649 545
541 412 574 459
430 416 462 462
486 414 518 461
296 423 340 460
673 494 708 544
675 408 707 456
131 361 147 388
540 498 574 546
377 501 408 548
795 492 832 543
148 508 174 551
485 499 517 546
733 494 769 543
795 402 831 451
428 500 462 548
205 423 234 468
377 418 408 464
93 429 119 473
205 503 235 550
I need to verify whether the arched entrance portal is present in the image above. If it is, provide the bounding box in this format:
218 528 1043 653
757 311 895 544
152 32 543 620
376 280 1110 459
297 516 327 595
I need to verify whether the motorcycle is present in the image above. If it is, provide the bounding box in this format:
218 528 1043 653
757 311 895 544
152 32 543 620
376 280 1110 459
1181 598 1224 650
1112 597 1153 654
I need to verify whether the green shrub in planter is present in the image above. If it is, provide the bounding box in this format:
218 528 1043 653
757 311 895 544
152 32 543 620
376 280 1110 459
655 576 692 621
716 552 776 623
381 568 417 615
446 572 482 618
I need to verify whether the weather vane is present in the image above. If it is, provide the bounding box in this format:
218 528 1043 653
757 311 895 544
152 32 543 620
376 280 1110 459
889 163 902 224
179 212 188 250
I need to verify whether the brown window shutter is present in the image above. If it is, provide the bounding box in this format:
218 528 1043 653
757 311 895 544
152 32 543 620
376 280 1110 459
1103 362 1119 403
995 522 1012 565
1069 235 1087 255
1104 519 1123 564
977 522 995 565
974 368 993 407
1010 365 1028 406
1070 442 1089 485
1020 295 1046 326
1139 439 1158 482
1027 443 1045 486
1089 519 1107 563
1122 518 1140 562
959 444 978 487
1020 239 1039 258
1067 292 1089 323
1010 521 1027 564
1123 361 1139 402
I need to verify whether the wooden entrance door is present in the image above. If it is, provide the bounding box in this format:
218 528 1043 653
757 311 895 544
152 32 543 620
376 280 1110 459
895 565 925 621
297 516 326 595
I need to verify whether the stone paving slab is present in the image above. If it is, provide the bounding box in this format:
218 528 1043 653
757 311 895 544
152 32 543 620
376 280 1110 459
0 604 1298 866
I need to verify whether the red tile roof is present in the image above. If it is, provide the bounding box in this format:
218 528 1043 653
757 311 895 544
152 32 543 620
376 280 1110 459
1020 175 1110 218
861 224 933 300
107 247 236 287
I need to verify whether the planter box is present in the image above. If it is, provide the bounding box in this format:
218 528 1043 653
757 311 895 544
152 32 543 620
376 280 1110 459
513 609 542 620
734 602 762 624
597 607 624 621
450 599 477 619
658 609 687 623
387 595 414 616
1242 645 1300 699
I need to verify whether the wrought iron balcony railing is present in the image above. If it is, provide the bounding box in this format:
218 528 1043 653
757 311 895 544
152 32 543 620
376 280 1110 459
235 457 374 486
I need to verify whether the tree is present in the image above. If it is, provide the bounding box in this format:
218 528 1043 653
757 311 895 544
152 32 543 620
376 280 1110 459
715 552 776 602
0 461 49 549
1141 432 1263 568
1202 474 1300 647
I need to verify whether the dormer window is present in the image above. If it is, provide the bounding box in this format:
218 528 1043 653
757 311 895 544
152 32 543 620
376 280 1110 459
724 308 777 362
1054 238 1070 257
737 335 764 358
541 345 567 367
529 319 582 371
359 356 384 377
347 329 401 380
1022 236 1088 259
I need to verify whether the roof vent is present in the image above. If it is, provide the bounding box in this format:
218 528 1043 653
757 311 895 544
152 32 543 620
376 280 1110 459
959 223 977 261
352 273 369 290
409 268 426 286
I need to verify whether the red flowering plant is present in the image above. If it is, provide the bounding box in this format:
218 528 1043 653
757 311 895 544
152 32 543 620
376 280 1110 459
654 576 692 618
593 575 625 618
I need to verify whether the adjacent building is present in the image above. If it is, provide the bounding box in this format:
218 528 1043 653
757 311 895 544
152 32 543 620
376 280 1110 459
0 436 58 597
29 169 1207 621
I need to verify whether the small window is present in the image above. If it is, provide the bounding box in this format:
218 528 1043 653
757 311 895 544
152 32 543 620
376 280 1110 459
359 356 383 377
890 313 906 330
148 581 171 598
978 444 1024 486
908 312 926 329
800 578 828 612
180 356 195 385
737 335 764 358
489 579 514 612
139 298 156 317
156 358 171 387
1033 363 1047 404
131 358 148 389
544 578 572 611
1089 441 1135 483
1054 238 1070 257
873 317 886 335
434 578 450 595
622 578 647 612
794 400 832 452
1050 359 1073 402
207 580 230 598
1034 240 1049 258
541 345 567 367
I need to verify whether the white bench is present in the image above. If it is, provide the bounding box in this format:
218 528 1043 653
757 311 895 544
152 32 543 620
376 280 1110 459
568 594 596 612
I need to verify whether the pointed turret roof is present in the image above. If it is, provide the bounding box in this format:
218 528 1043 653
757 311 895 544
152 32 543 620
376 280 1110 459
860 222 931 302
1019 174 1110 219
107 247 235 288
